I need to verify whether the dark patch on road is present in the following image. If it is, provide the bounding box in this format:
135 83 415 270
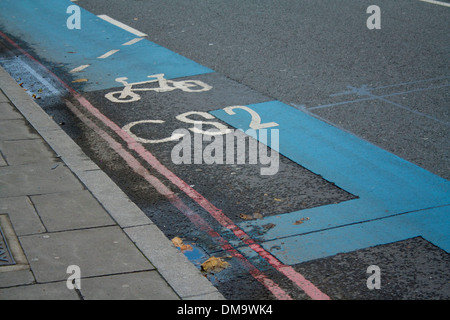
293 237 450 299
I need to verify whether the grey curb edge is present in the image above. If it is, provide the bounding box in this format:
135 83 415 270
0 65 225 300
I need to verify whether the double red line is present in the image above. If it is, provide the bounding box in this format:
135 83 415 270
0 30 330 300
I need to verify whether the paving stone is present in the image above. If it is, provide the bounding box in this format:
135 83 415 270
0 197 45 236
19 226 154 283
0 139 57 166
30 190 116 232
124 224 224 299
0 269 35 288
0 91 8 103
0 102 22 120
76 169 153 228
0 281 79 300
0 119 38 140
0 152 6 167
0 163 83 198
80 271 179 300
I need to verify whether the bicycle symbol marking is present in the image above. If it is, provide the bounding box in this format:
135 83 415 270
105 73 213 103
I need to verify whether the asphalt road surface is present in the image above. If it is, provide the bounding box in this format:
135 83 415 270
0 0 448 300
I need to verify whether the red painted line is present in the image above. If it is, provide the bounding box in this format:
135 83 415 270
75 96 330 300
65 99 292 300
73 95 330 300
0 30 330 300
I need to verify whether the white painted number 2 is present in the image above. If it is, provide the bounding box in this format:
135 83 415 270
223 106 279 130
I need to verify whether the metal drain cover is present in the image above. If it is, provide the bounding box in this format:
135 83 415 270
0 214 29 272
0 222 15 266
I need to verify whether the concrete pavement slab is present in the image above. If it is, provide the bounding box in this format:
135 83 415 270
0 102 22 120
0 196 45 236
0 281 79 300
0 119 39 140
80 271 179 300
0 269 34 288
124 224 225 300
0 91 8 103
30 190 116 232
75 169 154 228
0 152 5 167
0 139 57 166
41 131 101 173
0 162 84 198
19 226 155 283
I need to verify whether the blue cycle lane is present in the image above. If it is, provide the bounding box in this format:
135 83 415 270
0 0 212 92
1 0 449 273
211 102 450 265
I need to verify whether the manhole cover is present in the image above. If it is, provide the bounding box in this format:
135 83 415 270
0 214 29 272
0 222 15 266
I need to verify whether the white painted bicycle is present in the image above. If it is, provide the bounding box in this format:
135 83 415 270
105 73 212 103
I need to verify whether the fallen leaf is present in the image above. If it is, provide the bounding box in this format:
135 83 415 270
201 256 230 273
273 198 282 202
72 78 88 83
253 212 263 219
294 217 310 225
240 213 254 220
171 237 193 252
240 212 264 220
263 223 276 230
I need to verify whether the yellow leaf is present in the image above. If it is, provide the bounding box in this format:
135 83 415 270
201 256 230 273
72 78 88 83
240 212 263 220
171 237 193 252
263 223 276 230
240 213 254 220
294 217 310 225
